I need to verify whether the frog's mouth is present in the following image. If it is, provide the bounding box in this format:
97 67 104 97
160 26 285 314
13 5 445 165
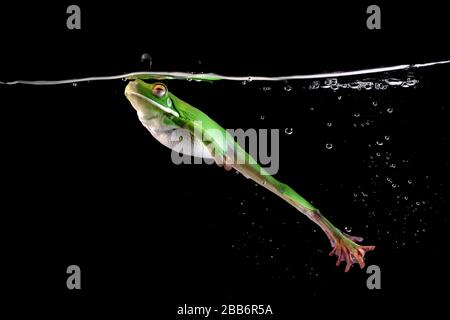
125 85 179 117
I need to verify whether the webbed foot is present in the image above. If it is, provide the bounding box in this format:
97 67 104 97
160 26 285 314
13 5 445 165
329 232 375 272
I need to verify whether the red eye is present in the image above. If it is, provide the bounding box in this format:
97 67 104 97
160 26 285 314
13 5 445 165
152 84 166 98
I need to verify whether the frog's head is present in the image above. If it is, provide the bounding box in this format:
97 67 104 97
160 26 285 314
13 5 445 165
124 79 179 117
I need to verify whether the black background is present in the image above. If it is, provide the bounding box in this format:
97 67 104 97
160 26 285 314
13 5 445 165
1 1 449 318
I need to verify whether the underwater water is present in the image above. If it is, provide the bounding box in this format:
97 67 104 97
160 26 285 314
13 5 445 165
1 2 449 318
2 63 449 315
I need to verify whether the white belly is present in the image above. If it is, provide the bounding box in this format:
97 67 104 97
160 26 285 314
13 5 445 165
138 111 214 159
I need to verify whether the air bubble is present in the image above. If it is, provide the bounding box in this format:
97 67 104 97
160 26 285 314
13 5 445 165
354 113 360 118
325 143 333 150
284 85 292 92
344 226 352 233
285 128 294 135
386 79 403 86
140 53 152 69
387 107 394 113
140 53 151 61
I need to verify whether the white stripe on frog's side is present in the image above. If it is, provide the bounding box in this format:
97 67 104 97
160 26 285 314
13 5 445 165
127 91 179 117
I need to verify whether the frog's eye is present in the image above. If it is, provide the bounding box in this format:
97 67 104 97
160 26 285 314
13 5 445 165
152 84 167 98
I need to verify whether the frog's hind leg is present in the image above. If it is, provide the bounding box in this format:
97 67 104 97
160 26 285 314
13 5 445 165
277 184 376 272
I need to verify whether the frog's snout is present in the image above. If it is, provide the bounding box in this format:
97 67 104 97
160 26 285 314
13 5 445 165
124 80 138 97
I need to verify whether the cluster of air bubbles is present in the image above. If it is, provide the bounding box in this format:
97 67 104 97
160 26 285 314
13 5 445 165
353 119 374 128
308 77 419 91
350 98 398 129
323 78 340 90
351 189 372 209
363 146 435 229
391 77 418 87
305 264 319 278
367 147 401 172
